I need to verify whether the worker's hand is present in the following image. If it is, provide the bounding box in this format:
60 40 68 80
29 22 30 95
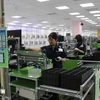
57 56 62 61
55 56 62 62
74 48 79 51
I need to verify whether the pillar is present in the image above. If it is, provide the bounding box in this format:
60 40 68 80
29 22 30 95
72 21 82 36
97 29 100 37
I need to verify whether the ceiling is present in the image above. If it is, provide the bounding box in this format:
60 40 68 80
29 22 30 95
4 0 100 31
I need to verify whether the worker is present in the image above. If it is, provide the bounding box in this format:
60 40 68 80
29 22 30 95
74 34 86 55
28 32 66 100
29 32 66 68
97 36 100 51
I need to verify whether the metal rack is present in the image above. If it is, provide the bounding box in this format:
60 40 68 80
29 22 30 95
14 50 51 70
38 72 95 100
9 50 51 100
9 70 39 100
79 60 100 100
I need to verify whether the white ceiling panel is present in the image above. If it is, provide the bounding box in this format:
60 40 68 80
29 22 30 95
4 0 100 31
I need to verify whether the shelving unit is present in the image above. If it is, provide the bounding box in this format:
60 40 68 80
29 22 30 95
9 67 39 100
9 50 50 100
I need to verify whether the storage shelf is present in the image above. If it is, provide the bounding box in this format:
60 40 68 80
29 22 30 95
10 79 36 91
9 68 40 81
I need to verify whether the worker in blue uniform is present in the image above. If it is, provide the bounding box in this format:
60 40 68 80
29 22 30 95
74 34 86 55
29 32 66 68
29 32 66 100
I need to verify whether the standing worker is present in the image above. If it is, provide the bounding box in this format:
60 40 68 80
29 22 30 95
74 34 86 55
29 32 66 68
29 32 66 100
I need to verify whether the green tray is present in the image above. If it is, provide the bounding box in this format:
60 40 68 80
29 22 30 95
10 67 41 79
62 60 77 70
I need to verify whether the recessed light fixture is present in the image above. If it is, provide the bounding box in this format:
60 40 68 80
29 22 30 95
96 25 100 26
7 23 16 25
22 24 29 26
91 23 97 24
49 28 53 30
37 0 50 2
56 28 60 31
56 6 69 10
97 17 100 19
81 18 89 20
89 10 100 14
11 16 22 19
69 12 80 15
42 27 46 29
41 21 48 23
76 15 85 18
33 26 38 28
85 20 92 22
94 14 100 17
25 23 32 25
80 3 94 7
88 21 97 24
12 21 20 23
59 24 64 26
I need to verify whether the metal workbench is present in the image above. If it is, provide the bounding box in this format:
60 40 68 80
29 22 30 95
38 72 95 100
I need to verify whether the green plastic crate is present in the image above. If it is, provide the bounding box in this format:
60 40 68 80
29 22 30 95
62 60 78 70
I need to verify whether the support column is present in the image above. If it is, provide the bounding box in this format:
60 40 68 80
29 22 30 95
72 21 83 36
97 29 100 37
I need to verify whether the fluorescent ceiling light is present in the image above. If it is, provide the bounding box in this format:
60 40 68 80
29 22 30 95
91 21 95 23
59 24 64 26
56 28 60 31
7 23 16 25
49 28 53 30
76 15 85 18
41 21 48 23
96 25 100 26
80 3 94 7
33 26 38 28
25 23 32 25
85 20 92 22
69 12 80 15
81 18 89 20
11 16 22 19
91 23 97 24
42 27 46 29
89 10 100 14
94 14 100 17
56 6 69 10
22 24 29 26
97 17 100 19
37 0 49 2
89 21 97 24
12 21 20 23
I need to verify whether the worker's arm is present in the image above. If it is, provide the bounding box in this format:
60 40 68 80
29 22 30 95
78 49 84 54
28 48 41 51
75 48 85 54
